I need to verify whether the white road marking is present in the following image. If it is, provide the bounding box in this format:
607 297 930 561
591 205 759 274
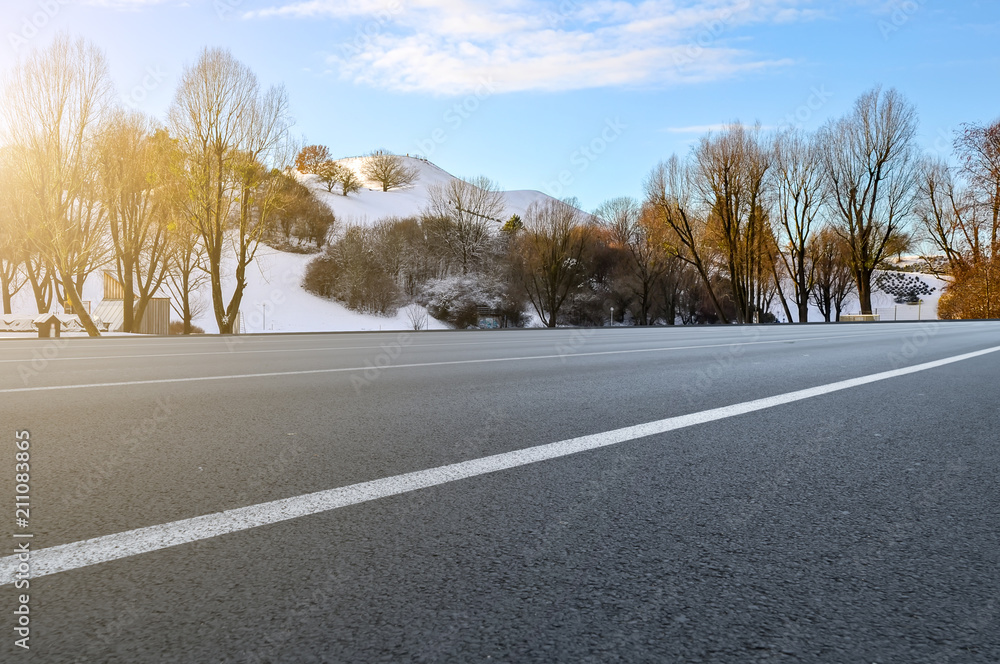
2 343 997 585
12 325 862 362
0 322 961 352
0 330 905 393
0 336 579 364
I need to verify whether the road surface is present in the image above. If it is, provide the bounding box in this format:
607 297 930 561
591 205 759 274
1 322 999 662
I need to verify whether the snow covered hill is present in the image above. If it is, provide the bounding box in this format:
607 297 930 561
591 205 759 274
5 155 949 335
8 156 573 335
303 155 571 226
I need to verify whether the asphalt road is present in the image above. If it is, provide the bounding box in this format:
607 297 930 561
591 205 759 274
1 321 999 663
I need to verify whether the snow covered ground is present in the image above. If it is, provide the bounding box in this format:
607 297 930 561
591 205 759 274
306 155 570 227
5 244 446 335
2 155 952 334
787 272 948 324
188 245 449 334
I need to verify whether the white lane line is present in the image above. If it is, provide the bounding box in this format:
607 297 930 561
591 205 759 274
2 343 998 585
0 330 883 364
0 330 907 394
0 336 584 364
0 329 714 350
0 329 841 360
0 322 962 352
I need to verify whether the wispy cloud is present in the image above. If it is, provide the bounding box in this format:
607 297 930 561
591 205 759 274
661 122 776 133
245 0 816 95
82 0 180 7
662 124 736 133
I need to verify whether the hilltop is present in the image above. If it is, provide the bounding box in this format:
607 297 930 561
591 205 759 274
300 155 572 226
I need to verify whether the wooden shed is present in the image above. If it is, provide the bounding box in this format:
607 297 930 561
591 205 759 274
95 271 171 335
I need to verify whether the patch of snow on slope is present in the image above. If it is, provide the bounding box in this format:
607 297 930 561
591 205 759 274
306 155 575 226
190 243 447 334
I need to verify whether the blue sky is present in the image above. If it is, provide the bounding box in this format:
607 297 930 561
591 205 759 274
2 0 998 211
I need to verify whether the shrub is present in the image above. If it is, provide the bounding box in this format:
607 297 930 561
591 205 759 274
938 260 1000 319
169 321 205 335
417 273 527 328
303 226 400 315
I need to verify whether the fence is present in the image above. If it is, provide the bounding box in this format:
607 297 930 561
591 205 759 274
874 301 938 321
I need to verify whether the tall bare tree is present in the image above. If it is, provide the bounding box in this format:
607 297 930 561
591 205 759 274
596 197 672 325
362 150 419 192
95 112 176 332
809 225 855 322
770 129 826 322
164 214 209 335
169 48 293 334
695 123 772 324
645 155 729 323
920 121 1000 318
518 200 592 327
1 36 114 335
819 87 918 314
0 151 29 314
424 175 506 275
918 158 971 270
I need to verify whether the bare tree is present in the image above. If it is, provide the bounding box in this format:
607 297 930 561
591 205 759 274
922 121 1000 268
169 48 293 334
95 111 176 332
1 36 114 335
959 121 1000 260
315 160 362 196
315 160 343 193
338 165 363 196
645 155 729 323
596 197 672 325
164 214 209 335
0 234 25 315
819 87 918 314
362 150 419 192
517 200 592 327
920 121 1000 318
694 123 772 324
917 158 971 270
0 151 29 314
809 225 855 322
770 129 826 322
424 175 506 274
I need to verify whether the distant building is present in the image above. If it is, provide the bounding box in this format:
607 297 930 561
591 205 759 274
92 272 170 335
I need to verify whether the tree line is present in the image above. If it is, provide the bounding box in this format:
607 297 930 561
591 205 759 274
0 37 338 335
305 87 998 326
2 36 996 334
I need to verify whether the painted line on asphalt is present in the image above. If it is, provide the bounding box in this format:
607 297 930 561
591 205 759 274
1 330 906 393
3 343 998 585
0 336 589 364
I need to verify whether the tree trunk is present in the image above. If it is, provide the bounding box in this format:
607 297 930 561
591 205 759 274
59 268 100 337
181 270 193 334
857 277 873 315
1 270 12 314
27 261 52 313
123 255 135 333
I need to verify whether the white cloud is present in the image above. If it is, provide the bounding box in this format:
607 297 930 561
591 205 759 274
81 0 180 7
661 123 776 133
247 0 817 94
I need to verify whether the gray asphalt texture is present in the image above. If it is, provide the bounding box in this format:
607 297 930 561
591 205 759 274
1 321 999 663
